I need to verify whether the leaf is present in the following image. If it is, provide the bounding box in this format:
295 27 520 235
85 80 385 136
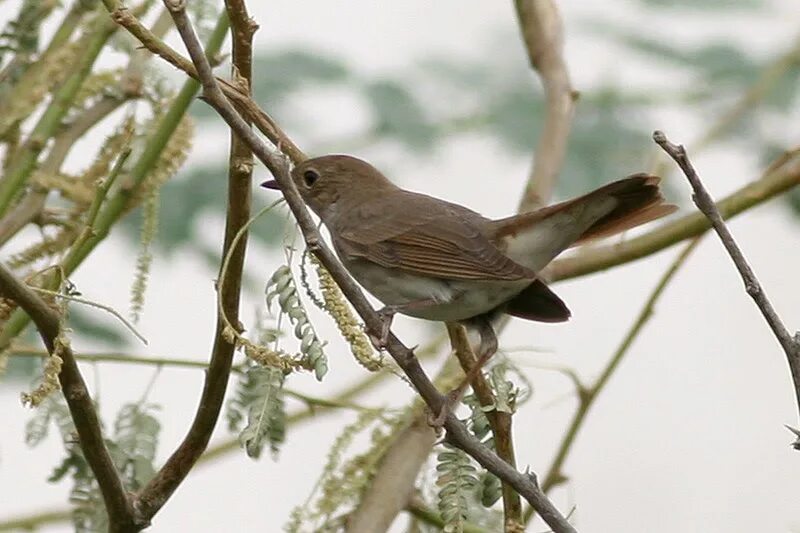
24 393 72 447
227 364 287 459
436 445 479 532
113 403 161 489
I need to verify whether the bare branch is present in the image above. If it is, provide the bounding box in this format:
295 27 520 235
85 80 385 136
513 0 577 211
157 2 575 530
653 130 800 441
346 411 437 533
0 264 139 531
104 1 305 164
133 0 256 518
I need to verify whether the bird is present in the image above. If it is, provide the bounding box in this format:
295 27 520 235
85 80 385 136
262 154 675 420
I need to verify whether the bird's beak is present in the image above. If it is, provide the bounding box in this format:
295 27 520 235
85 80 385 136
260 179 279 190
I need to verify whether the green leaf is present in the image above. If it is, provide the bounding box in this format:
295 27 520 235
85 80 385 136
114 403 161 489
228 363 287 459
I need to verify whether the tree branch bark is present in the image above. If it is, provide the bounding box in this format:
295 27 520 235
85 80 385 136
0 264 139 531
513 0 577 212
133 0 256 519
653 130 800 441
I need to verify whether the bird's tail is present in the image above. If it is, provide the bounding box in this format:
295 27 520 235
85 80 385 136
490 173 676 273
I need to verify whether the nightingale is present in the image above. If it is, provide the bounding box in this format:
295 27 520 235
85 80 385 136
262 155 675 418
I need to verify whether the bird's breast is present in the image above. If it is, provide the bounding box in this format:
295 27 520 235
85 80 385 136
340 256 529 322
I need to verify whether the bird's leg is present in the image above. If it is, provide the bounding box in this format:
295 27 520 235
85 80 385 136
429 317 498 428
368 297 442 351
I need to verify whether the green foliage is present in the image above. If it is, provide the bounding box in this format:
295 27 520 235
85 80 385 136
0 0 53 61
113 402 160 490
24 392 74 447
286 409 398 531
227 362 287 459
477 470 503 508
266 264 328 380
436 446 480 533
24 392 162 531
362 80 434 149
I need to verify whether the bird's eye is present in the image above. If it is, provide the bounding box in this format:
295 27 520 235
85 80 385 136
303 169 320 187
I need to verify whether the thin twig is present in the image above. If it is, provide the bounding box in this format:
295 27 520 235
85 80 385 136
133 0 256 519
513 0 577 212
653 130 800 443
158 2 574 530
103 0 305 164
0 264 139 531
28 286 147 345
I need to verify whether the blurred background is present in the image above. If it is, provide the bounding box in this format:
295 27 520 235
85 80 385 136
1 0 800 531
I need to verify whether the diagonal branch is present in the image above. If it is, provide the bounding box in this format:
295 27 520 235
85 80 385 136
157 1 575 530
102 0 305 164
653 130 800 442
513 0 577 212
133 0 256 519
0 264 139 531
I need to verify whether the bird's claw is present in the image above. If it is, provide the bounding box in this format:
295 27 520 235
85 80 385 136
427 388 463 430
368 306 397 351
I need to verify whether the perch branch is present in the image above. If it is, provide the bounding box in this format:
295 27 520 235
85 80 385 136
159 2 574 530
653 130 800 443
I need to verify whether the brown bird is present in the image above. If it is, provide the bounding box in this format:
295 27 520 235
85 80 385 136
262 155 675 418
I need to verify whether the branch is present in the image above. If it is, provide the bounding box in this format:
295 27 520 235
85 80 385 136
158 2 574 530
103 0 305 164
0 264 138 531
513 0 577 211
447 323 522 528
547 148 800 282
653 130 800 442
133 0 256 519
346 410 437 533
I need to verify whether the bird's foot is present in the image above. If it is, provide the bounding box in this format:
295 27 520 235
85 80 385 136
427 387 468 430
367 305 398 351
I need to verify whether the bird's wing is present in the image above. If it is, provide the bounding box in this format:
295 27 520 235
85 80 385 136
335 191 535 281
